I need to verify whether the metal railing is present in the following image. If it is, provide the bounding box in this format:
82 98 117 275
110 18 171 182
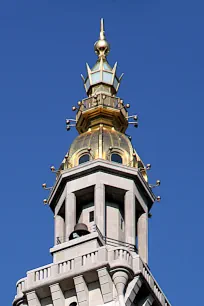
56 224 137 253
76 94 128 121
80 94 120 111
15 239 170 306
93 224 137 252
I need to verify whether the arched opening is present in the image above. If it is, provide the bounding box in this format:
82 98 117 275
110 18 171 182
79 154 90 165
69 302 77 306
111 153 122 164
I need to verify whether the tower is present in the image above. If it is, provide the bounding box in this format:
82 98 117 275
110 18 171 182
13 19 171 306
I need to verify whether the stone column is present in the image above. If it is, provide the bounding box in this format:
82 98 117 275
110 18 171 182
137 212 148 264
97 268 113 303
26 291 40 306
50 283 65 306
55 214 65 244
125 191 136 245
65 192 76 239
112 270 129 306
125 276 142 306
74 275 89 306
94 183 105 235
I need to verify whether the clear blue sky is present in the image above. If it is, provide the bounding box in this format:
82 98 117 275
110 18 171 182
1 1 203 305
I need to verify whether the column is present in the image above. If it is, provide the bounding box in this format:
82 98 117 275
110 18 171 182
137 212 148 264
125 276 142 306
94 183 105 235
74 275 89 306
65 192 76 239
112 270 129 306
55 214 65 245
125 191 136 245
50 283 65 306
26 291 40 306
97 268 113 303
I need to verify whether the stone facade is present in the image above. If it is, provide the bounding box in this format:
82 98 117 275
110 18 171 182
13 161 171 306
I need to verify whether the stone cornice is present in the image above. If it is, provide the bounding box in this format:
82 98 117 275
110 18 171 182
47 159 155 212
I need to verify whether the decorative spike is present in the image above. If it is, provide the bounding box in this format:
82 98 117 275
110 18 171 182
86 63 91 74
81 74 85 82
100 18 105 40
119 73 124 81
112 62 118 74
94 18 110 58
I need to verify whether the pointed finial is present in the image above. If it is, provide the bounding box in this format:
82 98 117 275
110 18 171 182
100 18 105 40
94 18 110 58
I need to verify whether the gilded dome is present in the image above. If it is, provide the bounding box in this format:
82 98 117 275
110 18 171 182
61 19 147 182
61 126 148 181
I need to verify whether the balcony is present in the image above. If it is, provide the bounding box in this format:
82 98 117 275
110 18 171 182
77 94 126 113
75 94 128 133
56 224 137 253
14 241 171 306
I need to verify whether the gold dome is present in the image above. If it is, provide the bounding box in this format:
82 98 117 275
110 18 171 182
61 19 148 182
61 126 148 181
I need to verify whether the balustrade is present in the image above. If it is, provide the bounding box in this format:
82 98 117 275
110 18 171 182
76 94 127 122
34 265 51 281
82 250 98 266
141 261 171 306
15 246 171 306
58 259 74 273
112 248 133 266
16 278 26 296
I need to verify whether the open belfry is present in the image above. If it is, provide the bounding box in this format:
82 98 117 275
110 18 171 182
13 19 171 306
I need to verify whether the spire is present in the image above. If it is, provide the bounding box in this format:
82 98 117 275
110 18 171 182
81 18 122 96
100 18 105 40
94 18 110 58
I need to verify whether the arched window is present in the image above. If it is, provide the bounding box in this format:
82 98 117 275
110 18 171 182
111 153 122 164
79 154 90 165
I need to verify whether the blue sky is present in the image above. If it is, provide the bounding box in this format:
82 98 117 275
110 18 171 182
1 1 203 305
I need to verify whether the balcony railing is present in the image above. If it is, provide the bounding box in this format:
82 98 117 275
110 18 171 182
15 246 171 306
56 224 137 253
139 260 171 306
76 94 128 121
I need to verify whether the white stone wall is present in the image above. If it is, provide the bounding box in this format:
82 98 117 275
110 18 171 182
13 162 170 306
64 288 78 306
106 201 125 242
41 297 52 306
87 281 104 306
78 202 95 231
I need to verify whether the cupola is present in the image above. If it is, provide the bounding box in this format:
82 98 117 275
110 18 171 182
82 19 123 97
60 19 148 181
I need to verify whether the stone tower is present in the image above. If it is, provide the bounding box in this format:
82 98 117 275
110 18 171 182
13 19 171 306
